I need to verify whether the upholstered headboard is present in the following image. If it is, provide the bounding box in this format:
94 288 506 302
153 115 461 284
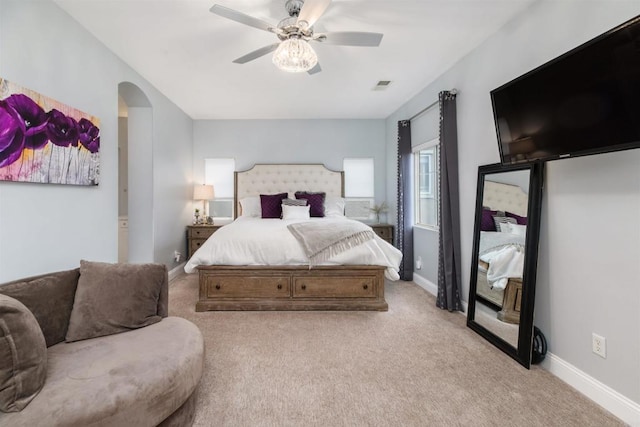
482 180 528 217
234 164 344 218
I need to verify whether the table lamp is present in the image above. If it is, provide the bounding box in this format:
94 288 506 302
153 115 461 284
193 184 215 223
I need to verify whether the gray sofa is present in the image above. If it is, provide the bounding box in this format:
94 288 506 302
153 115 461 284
0 263 204 427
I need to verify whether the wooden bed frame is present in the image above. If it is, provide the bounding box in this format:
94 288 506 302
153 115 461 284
196 164 389 312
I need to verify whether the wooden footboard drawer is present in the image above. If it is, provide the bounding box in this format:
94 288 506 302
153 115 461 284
293 276 376 298
203 274 291 298
196 265 387 311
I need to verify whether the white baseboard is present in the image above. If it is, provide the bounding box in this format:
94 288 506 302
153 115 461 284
412 272 468 314
168 262 186 282
412 274 638 424
412 272 438 296
541 352 640 426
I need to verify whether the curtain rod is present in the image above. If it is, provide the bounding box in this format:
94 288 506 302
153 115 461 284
409 100 438 121
409 89 458 121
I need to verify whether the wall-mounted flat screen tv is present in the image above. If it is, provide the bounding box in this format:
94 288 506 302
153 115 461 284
491 15 640 164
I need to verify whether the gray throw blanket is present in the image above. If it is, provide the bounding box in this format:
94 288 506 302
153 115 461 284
479 231 525 256
287 219 375 266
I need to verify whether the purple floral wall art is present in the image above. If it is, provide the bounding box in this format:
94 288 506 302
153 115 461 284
0 78 100 185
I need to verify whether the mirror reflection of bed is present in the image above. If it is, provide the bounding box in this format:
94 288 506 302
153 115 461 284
473 174 529 348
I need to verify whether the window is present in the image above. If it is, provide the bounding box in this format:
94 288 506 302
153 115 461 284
343 158 374 220
419 151 434 197
204 158 235 219
413 140 439 228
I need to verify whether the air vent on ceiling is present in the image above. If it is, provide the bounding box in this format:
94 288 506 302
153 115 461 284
373 80 392 91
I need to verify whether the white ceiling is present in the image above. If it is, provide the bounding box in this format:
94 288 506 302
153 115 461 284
54 0 535 120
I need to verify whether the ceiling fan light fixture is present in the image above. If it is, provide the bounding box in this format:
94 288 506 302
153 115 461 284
272 37 318 73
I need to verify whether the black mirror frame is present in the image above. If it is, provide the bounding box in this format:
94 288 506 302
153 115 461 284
466 161 545 369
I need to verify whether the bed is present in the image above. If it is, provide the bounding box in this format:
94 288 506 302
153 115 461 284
476 180 528 324
185 164 402 312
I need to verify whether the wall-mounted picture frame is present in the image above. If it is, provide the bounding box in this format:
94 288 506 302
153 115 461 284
0 78 100 186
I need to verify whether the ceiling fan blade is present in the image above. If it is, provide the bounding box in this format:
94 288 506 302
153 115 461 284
296 0 332 30
232 43 280 64
307 63 322 75
317 31 383 47
210 4 278 34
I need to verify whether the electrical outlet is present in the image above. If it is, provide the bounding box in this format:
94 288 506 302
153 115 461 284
173 251 181 263
592 333 606 358
416 256 422 270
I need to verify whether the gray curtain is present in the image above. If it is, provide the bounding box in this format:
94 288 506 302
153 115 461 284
436 91 463 311
396 120 413 281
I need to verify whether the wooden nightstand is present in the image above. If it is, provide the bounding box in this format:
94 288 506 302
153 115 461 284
187 225 222 259
370 224 394 245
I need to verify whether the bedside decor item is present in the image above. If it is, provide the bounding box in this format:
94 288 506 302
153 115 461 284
369 201 388 223
0 78 100 186
194 208 200 224
193 184 215 220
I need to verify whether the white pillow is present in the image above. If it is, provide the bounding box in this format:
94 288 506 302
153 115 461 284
508 223 527 237
281 204 310 220
500 222 527 236
324 197 346 217
239 196 261 217
494 216 516 232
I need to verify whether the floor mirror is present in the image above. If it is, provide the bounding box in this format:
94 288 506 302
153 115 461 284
466 162 544 368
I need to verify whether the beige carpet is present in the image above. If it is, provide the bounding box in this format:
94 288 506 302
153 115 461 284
169 275 624 427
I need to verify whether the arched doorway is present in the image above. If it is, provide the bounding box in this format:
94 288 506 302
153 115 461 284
118 82 153 263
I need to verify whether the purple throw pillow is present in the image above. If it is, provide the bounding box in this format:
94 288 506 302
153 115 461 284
506 211 528 225
481 209 497 231
295 191 326 217
260 193 288 218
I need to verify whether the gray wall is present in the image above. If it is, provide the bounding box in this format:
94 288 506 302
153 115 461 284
386 1 640 404
0 0 193 281
118 117 128 217
193 119 388 216
152 99 194 266
127 107 154 263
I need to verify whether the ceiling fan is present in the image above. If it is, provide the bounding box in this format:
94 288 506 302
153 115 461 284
210 0 384 74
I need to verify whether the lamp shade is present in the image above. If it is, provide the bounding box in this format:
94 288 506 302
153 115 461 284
272 38 318 73
193 184 215 201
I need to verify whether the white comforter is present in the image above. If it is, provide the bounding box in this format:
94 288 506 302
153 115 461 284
478 231 526 290
480 245 524 290
184 216 403 280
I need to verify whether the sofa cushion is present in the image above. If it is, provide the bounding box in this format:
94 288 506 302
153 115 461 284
65 261 166 343
0 317 204 427
0 294 47 413
0 269 79 347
